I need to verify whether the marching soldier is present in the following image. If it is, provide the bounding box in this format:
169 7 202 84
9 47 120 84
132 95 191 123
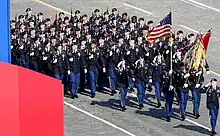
176 63 190 121
107 42 122 96
117 60 129 112
189 66 204 119
79 40 88 92
200 78 220 136
162 67 175 122
152 52 166 108
66 44 86 99
88 43 100 98
125 38 140 92
134 58 148 109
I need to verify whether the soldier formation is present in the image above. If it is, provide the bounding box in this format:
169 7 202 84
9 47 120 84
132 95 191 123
11 8 220 135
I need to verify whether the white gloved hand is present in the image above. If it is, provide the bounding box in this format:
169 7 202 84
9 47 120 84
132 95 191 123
43 56 48 60
132 78 135 82
166 50 169 54
146 52 149 56
206 71 210 75
184 83 188 88
149 79 152 83
67 70 71 75
195 84 200 88
109 51 113 56
19 45 24 50
53 58 57 63
30 52 34 56
89 54 94 59
84 69 87 74
169 70 173 75
11 46 13 49
69 58 73 62
127 51 130 55
169 85 174 91
184 73 190 78
103 67 106 73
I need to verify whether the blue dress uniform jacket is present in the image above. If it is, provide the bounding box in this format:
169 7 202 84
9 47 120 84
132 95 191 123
201 86 220 109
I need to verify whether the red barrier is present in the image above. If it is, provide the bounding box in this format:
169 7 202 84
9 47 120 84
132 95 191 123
0 62 64 136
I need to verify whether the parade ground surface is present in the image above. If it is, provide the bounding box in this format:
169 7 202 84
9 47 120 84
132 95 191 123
11 0 220 136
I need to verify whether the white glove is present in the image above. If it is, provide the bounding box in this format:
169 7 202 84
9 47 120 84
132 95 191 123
149 79 152 83
30 52 34 56
146 52 149 56
169 85 174 91
132 78 135 82
89 54 94 59
11 46 13 49
166 50 169 54
184 73 190 78
69 58 73 62
195 84 200 88
127 51 130 55
103 68 106 73
109 51 113 56
184 83 188 88
206 71 210 74
53 58 57 63
43 56 48 60
169 70 173 75
198 71 202 74
84 69 87 74
19 45 24 50
67 70 71 75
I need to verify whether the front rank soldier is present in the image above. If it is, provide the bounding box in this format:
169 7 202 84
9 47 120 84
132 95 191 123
117 60 129 112
200 78 220 136
134 58 148 109
88 43 100 98
152 52 166 108
176 63 190 121
189 66 204 119
162 67 175 122
67 44 86 99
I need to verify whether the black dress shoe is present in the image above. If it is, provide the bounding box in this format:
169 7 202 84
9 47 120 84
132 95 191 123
110 91 117 96
157 102 161 108
71 95 75 99
91 93 95 98
211 131 217 135
195 114 200 119
74 95 78 98
138 104 142 109
181 114 186 121
121 106 127 112
166 117 171 122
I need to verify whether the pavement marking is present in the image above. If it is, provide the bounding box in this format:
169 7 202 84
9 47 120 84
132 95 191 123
185 118 211 132
64 101 137 136
34 0 71 15
210 70 220 77
180 0 206 9
187 0 220 13
123 3 153 15
33 0 220 133
179 25 199 33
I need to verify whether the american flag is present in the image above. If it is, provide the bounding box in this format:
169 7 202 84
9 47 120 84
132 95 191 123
147 12 172 41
